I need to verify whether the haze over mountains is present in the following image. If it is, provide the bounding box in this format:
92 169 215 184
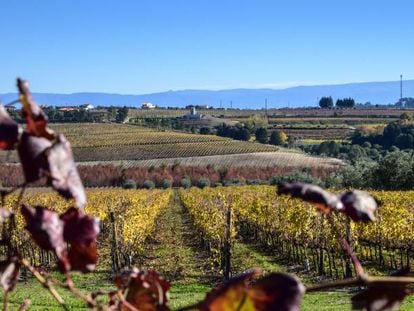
1 80 413 109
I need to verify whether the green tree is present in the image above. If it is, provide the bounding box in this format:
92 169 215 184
116 107 129 123
373 151 413 189
270 130 287 145
255 127 268 144
199 127 211 135
336 98 355 108
318 96 334 108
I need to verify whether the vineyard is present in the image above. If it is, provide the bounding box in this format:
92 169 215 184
2 189 173 271
1 186 414 309
93 151 344 170
273 127 355 140
0 124 345 175
0 123 283 162
4 186 413 280
179 186 414 279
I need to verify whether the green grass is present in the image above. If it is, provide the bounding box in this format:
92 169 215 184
1 272 114 310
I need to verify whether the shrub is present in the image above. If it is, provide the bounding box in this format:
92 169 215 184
270 169 323 186
180 178 191 189
122 179 137 189
161 179 172 189
246 179 268 185
197 178 210 189
222 178 244 186
143 180 155 189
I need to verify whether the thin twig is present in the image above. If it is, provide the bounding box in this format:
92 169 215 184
340 237 364 277
326 213 364 276
12 185 26 213
117 290 139 311
20 259 69 310
44 272 98 308
306 275 414 293
18 299 31 311
306 276 364 292
64 273 98 308
3 290 10 311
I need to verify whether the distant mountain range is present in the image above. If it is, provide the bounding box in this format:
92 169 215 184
1 80 413 109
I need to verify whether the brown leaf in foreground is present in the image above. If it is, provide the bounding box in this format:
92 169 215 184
0 257 20 292
47 135 87 210
60 207 99 272
200 269 261 310
340 190 378 222
249 273 305 311
277 182 343 213
17 78 55 140
115 268 170 311
67 241 98 273
21 205 67 261
17 132 51 183
198 270 304 311
17 132 86 209
278 182 379 222
0 105 20 150
351 283 411 311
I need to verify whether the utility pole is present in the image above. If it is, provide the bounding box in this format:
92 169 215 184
265 98 268 119
400 74 403 102
230 100 233 109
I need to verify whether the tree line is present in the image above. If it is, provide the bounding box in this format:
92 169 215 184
319 96 355 108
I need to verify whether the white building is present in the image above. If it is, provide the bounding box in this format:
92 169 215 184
79 104 95 110
141 102 156 109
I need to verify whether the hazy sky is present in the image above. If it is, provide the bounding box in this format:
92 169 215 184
0 0 413 94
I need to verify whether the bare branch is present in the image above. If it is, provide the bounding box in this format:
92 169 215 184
20 259 69 310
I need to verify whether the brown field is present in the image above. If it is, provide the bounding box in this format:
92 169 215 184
80 151 344 169
128 107 412 118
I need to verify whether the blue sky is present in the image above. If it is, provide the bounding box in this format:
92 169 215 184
0 0 413 94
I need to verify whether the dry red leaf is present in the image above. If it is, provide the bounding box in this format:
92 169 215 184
351 283 411 311
0 105 20 150
47 135 87 210
21 204 67 260
0 208 12 223
249 273 305 311
17 132 86 209
0 257 20 292
340 190 378 222
67 241 98 273
278 183 378 222
16 78 55 140
200 269 260 310
61 207 99 243
277 182 343 213
116 268 171 311
17 132 52 183
59 207 99 272
198 270 304 311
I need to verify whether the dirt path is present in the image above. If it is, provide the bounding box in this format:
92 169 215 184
142 190 210 285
